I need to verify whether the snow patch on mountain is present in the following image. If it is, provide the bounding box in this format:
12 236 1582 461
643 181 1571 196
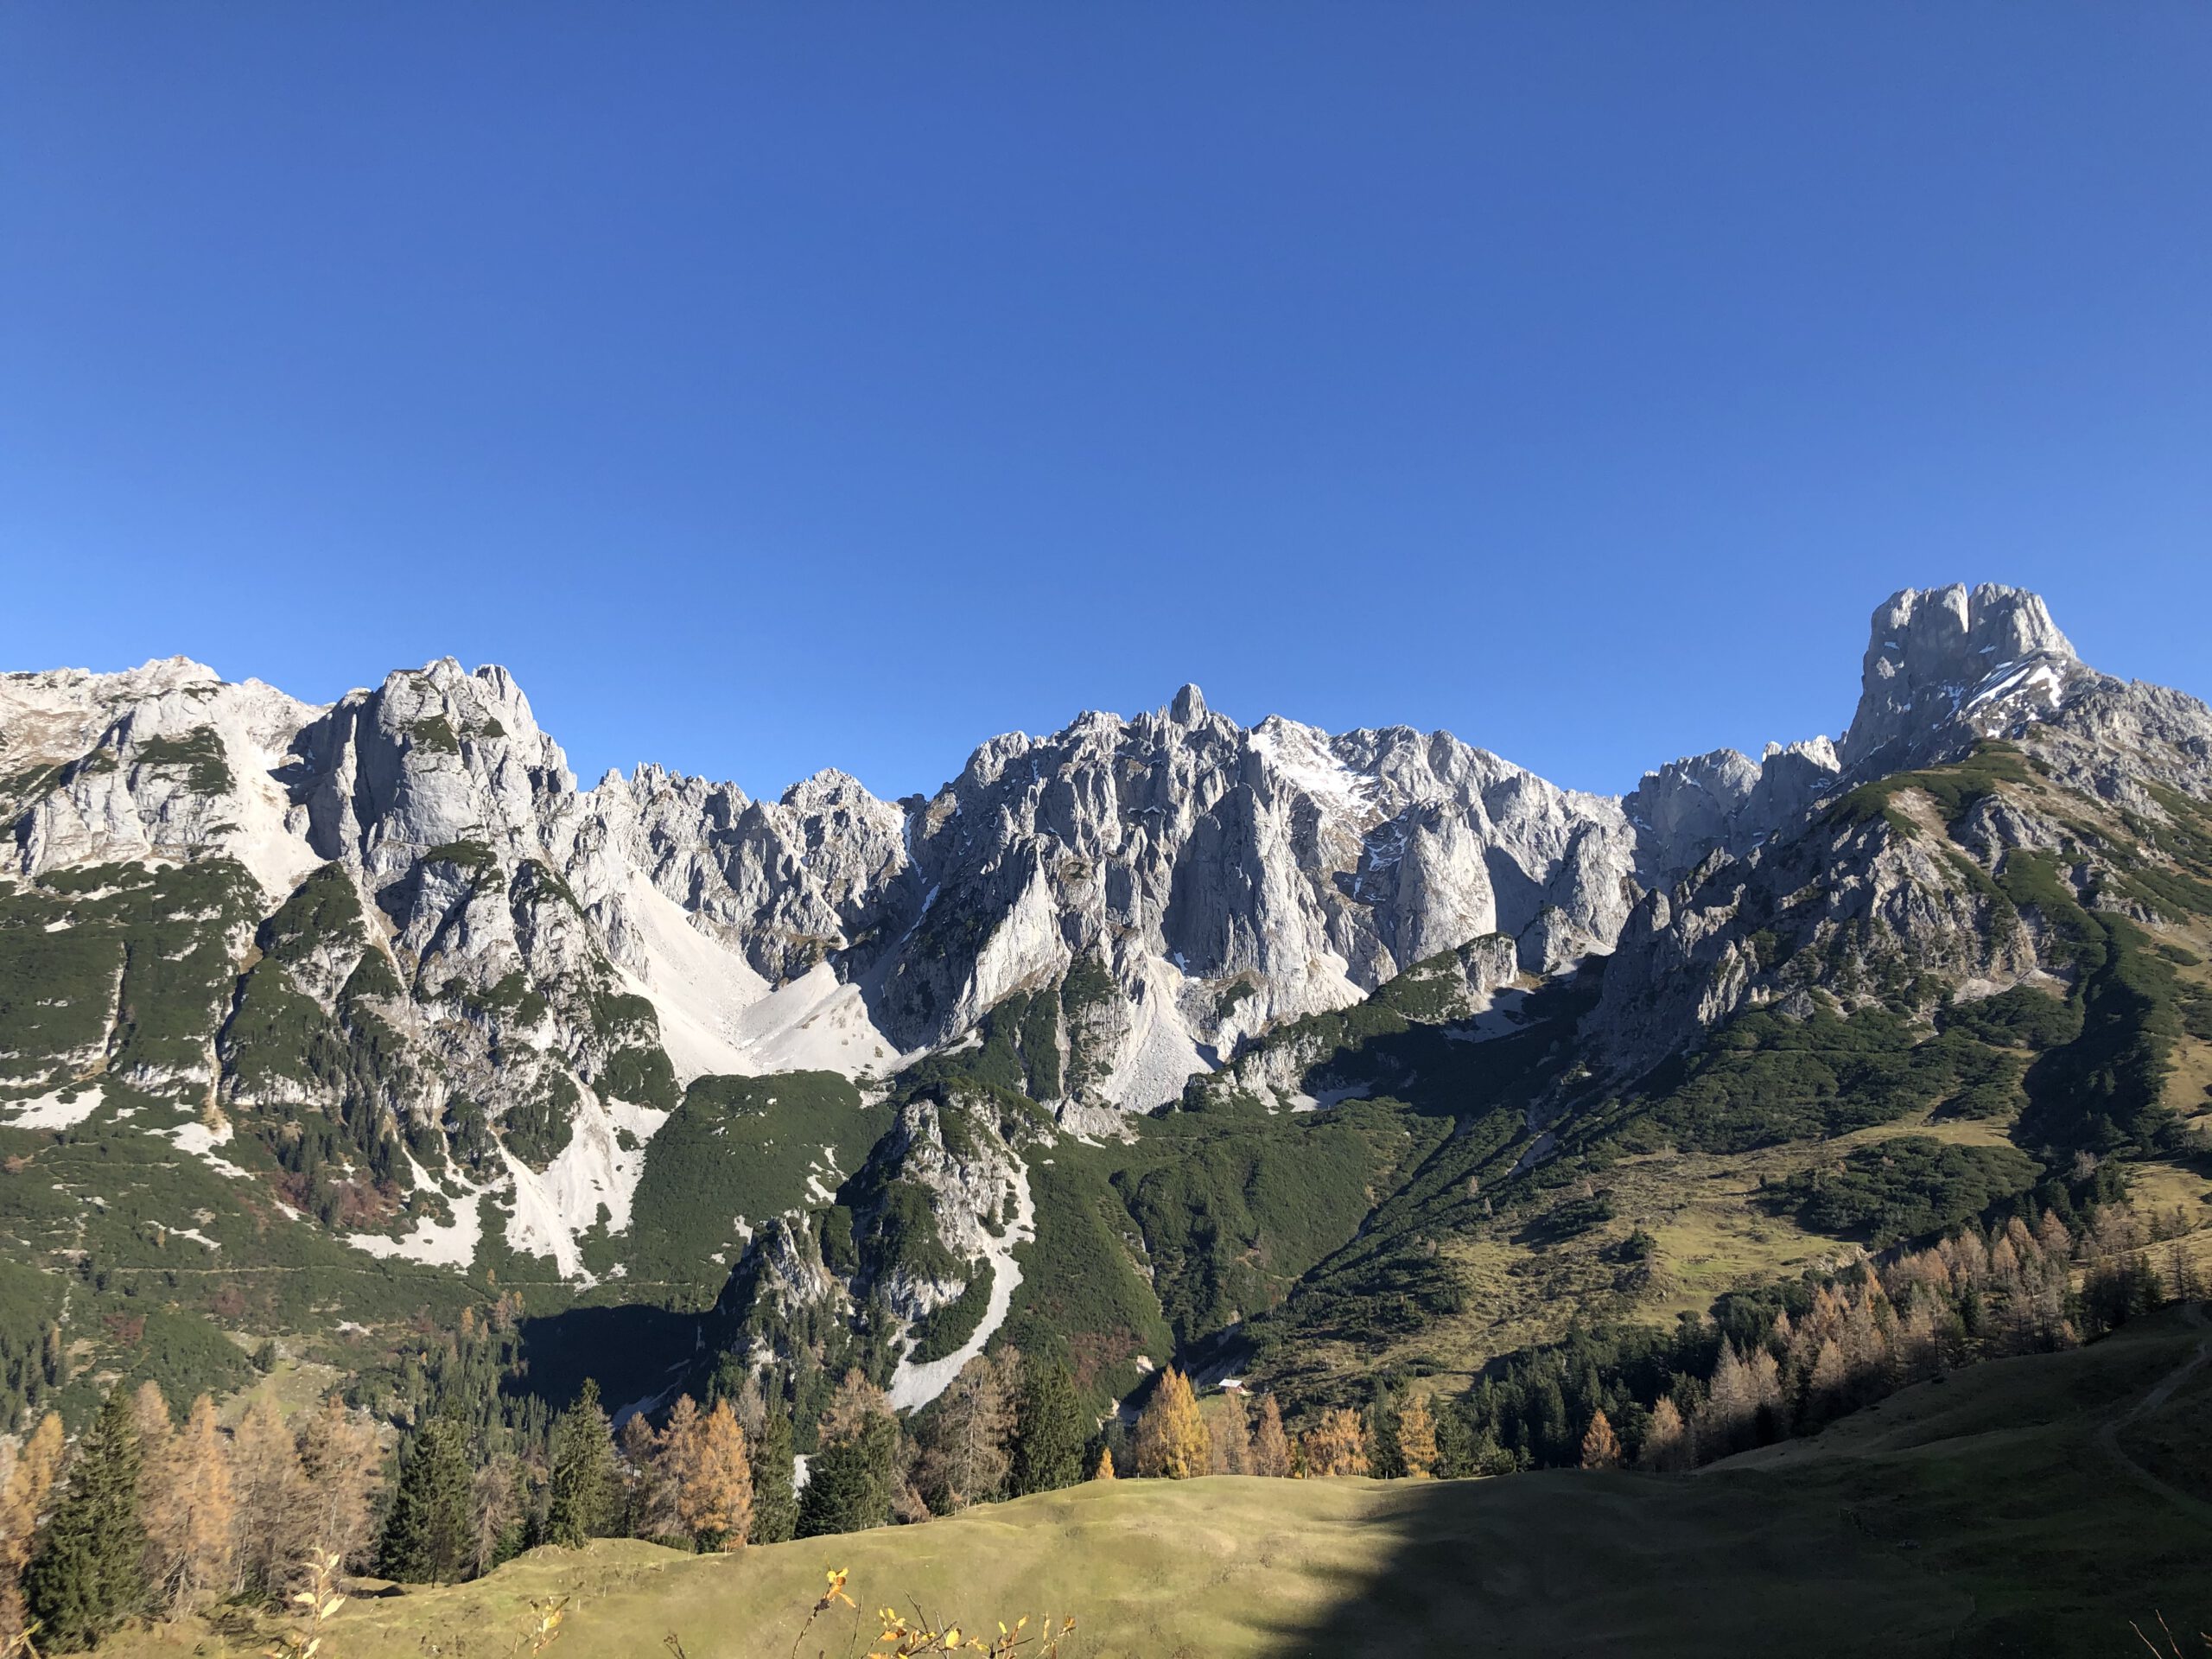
886 1154 1035 1412
733 962 908 1076
346 1158 485 1270
0 1084 106 1130
162 1116 254 1181
1249 717 1376 816
615 873 767 1083
499 1090 671 1280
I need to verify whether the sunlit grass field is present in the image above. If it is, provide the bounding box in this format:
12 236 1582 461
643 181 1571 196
112 1305 2209 1659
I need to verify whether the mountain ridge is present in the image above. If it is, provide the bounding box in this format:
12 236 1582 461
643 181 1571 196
3 582 2209 1422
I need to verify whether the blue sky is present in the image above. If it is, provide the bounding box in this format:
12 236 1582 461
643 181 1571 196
3 5 2207 802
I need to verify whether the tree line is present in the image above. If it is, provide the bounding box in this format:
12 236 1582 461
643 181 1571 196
1454 1197 2202 1473
0 1382 379 1652
0 1193 2198 1652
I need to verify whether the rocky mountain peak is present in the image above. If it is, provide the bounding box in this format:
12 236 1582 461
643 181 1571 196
1840 583 2082 773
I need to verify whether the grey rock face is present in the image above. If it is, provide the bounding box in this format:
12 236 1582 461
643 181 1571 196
3 658 1644 1126
1625 736 1842 887
3 658 327 898
1840 583 2087 774
1585 585 2212 1089
1588 804 2044 1083
867 702 1638 1103
1625 749 1761 866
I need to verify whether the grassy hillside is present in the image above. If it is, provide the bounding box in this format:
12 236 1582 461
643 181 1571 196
116 1304 2209 1659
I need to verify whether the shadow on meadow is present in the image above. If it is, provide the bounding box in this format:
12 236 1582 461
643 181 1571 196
1275 1307 2212 1658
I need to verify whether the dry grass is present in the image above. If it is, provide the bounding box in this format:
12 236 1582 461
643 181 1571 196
99 1310 2212 1659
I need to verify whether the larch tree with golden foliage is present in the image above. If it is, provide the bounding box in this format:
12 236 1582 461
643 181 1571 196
143 1394 235 1617
1249 1395 1292 1478
294 1394 384 1569
229 1397 309 1601
917 1351 1015 1511
656 1394 703 1541
1207 1390 1252 1475
620 1411 667 1538
682 1400 753 1551
130 1382 174 1471
1132 1369 1211 1480
817 1369 893 1448
1395 1395 1438 1479
1640 1398 1689 1471
1580 1409 1623 1470
1091 1446 1116 1481
1301 1408 1370 1478
0 1412 65 1640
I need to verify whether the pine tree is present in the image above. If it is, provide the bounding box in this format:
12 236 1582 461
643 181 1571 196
1010 1354 1086 1496
621 1411 670 1539
1364 1390 1403 1480
24 1382 148 1650
748 1402 798 1545
1396 1395 1439 1480
143 1394 234 1618
544 1380 616 1548
1132 1369 1210 1480
1250 1395 1293 1478
378 1417 475 1586
0 1412 64 1642
1640 1398 1689 1471
1580 1409 1622 1470
1300 1408 1370 1478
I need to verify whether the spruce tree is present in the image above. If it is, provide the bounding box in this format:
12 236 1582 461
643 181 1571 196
545 1380 617 1548
796 1414 897 1538
24 1382 148 1651
748 1401 798 1545
1010 1355 1085 1495
1365 1388 1403 1480
378 1417 475 1585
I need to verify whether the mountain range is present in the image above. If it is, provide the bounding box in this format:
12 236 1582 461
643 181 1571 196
2 581 2209 1424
